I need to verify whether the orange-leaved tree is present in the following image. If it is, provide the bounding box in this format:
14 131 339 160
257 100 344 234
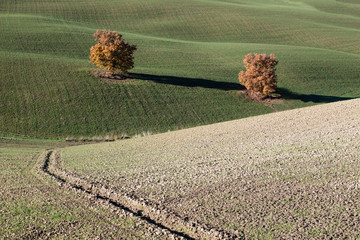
90 29 137 74
239 53 278 96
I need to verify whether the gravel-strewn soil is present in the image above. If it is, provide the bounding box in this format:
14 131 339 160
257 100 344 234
61 99 360 239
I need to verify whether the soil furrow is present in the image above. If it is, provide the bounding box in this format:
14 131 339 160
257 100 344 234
41 150 242 240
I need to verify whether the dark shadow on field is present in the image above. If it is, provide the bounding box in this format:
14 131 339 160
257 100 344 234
129 73 245 91
129 73 354 103
277 88 354 103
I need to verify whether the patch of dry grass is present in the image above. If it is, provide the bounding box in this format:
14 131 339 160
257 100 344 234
0 139 170 239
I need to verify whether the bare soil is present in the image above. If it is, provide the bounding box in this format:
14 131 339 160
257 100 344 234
60 99 360 239
43 150 231 239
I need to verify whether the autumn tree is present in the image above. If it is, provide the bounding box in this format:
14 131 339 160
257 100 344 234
90 29 137 74
239 53 278 96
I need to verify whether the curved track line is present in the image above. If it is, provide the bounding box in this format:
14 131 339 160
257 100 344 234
41 150 242 240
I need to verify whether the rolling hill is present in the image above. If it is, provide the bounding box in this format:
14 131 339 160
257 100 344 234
1 0 359 138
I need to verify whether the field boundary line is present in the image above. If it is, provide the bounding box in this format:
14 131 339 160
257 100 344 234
41 150 242 240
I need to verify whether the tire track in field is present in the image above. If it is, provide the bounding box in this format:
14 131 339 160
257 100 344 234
41 150 242 240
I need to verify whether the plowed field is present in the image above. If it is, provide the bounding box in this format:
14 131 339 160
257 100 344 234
60 99 360 238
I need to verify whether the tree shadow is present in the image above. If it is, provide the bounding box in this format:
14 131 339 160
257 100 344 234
129 73 245 91
129 73 354 104
277 88 354 103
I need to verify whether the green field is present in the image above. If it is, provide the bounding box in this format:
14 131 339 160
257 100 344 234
1 0 359 138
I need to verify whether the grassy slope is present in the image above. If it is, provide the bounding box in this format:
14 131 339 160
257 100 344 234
0 138 165 239
1 0 359 138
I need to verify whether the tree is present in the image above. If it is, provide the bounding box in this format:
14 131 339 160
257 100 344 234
239 53 278 96
90 29 137 74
